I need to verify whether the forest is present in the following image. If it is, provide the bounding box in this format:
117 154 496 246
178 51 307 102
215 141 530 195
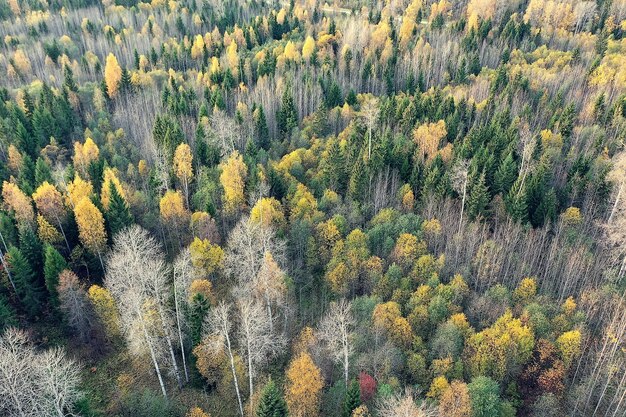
0 0 625 416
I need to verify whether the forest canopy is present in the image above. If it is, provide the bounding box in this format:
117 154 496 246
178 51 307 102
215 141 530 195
0 0 625 416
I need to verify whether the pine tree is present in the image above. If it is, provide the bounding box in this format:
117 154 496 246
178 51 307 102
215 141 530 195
7 246 44 318
467 172 489 220
257 379 288 417
506 179 528 223
343 379 361 417
43 244 67 306
106 181 134 236
119 67 132 94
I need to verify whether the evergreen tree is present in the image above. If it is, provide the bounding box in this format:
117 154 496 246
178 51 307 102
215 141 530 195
119 67 133 94
35 157 53 186
257 379 288 417
18 154 36 195
277 88 298 140
43 244 67 306
7 246 44 318
106 181 134 236
19 226 43 275
0 293 17 331
189 292 211 346
254 105 271 150
342 380 361 417
467 172 490 220
493 153 517 195
506 179 528 223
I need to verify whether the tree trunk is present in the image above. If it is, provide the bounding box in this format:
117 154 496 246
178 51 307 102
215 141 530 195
225 332 244 417
173 283 189 383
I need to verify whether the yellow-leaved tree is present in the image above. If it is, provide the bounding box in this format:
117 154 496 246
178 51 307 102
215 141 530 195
219 151 248 217
100 168 126 210
302 36 315 61
88 284 120 338
104 53 122 98
286 352 324 417
74 197 107 267
2 181 34 224
173 143 193 207
250 197 285 229
189 237 224 278
73 138 100 176
32 181 70 249
66 174 94 208
413 120 447 162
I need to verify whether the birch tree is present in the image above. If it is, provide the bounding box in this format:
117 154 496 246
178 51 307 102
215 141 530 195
317 299 355 387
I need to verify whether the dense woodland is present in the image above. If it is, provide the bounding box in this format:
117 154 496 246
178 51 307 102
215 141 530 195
0 0 625 416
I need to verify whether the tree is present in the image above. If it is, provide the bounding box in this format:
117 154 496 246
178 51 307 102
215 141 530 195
160 189 189 228
174 143 193 207
440 380 472 417
376 388 437 417
343 379 361 417
105 226 183 397
100 168 125 211
88 284 120 338
72 138 100 177
43 244 67 305
0 327 82 416
253 251 287 333
220 151 248 217
285 352 323 417
106 180 134 236
318 299 355 387
467 376 501 417
205 302 244 416
257 379 288 417
250 197 285 229
173 249 194 383
74 197 107 268
2 181 34 224
253 105 270 150
58 269 94 343
360 97 380 160
7 246 43 318
65 175 94 208
104 53 122 98
277 88 298 140
32 181 69 250
189 237 224 278
413 120 447 162
237 297 284 398
467 172 490 220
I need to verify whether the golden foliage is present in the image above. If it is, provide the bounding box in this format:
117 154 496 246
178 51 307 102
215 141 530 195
33 181 65 221
104 53 122 97
556 330 582 367
88 284 120 336
37 214 62 244
2 181 34 223
286 353 324 417
73 138 100 175
174 143 193 182
413 120 447 162
100 168 126 210
250 197 285 228
189 279 216 305
160 190 188 224
74 197 107 254
187 407 211 417
219 151 248 216
66 175 94 208
189 237 224 277
439 380 472 417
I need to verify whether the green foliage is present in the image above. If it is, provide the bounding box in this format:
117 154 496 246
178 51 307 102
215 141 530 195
43 244 67 305
257 379 288 417
7 246 44 318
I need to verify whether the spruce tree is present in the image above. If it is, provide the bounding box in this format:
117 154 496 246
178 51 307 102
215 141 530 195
342 380 361 417
189 292 211 346
277 89 298 140
106 181 134 237
467 172 490 220
8 246 44 318
43 244 67 306
257 380 288 417
254 105 271 150
493 153 517 195
0 293 17 331
35 157 53 186
19 226 43 275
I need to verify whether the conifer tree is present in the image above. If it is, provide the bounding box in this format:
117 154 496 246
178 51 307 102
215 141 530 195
467 172 490 220
343 379 361 417
257 379 288 417
34 157 53 186
493 153 517 195
106 181 134 236
254 106 271 150
43 244 67 306
0 293 17 331
7 246 44 317
277 88 298 140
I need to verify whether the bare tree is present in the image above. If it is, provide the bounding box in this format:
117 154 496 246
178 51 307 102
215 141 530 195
224 217 286 285
205 302 244 417
360 96 380 160
0 328 82 417
253 251 288 333
58 270 96 344
236 297 285 398
317 299 355 387
377 388 438 417
173 248 194 383
105 225 183 397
